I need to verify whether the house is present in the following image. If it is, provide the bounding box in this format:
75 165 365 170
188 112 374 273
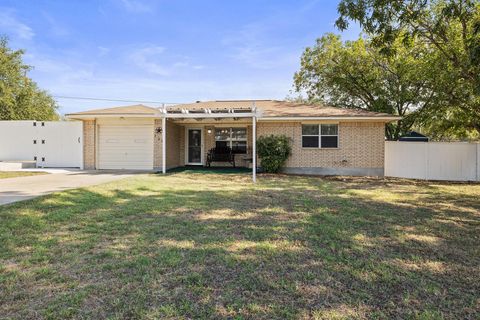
66 100 400 180
398 131 429 142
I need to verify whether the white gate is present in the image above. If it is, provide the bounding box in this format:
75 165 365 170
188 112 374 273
0 121 83 168
385 141 480 181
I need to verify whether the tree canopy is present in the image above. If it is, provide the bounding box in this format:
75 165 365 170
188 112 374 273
0 37 58 121
335 0 480 138
294 33 434 140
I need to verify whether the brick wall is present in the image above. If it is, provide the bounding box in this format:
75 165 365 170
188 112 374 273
151 120 385 172
257 121 385 169
153 119 162 169
202 125 254 167
83 120 96 169
178 128 185 166
166 121 181 168
154 119 182 170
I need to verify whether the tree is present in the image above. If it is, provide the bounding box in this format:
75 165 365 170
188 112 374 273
294 33 434 140
336 0 480 136
0 37 58 120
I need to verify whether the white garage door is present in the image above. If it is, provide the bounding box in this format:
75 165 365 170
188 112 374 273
98 125 154 170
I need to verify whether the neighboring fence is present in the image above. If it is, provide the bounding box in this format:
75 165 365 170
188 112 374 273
385 141 480 181
0 121 83 168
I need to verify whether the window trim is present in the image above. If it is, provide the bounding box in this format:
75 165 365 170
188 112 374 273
215 127 248 154
301 123 339 149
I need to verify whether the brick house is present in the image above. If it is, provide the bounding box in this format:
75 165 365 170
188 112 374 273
66 100 399 180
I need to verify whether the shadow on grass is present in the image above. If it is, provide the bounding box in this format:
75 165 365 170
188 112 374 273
0 173 479 319
165 166 252 175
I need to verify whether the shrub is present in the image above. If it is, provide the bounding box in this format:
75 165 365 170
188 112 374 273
257 134 292 173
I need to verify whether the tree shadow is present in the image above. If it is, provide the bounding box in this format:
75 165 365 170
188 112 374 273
0 173 478 319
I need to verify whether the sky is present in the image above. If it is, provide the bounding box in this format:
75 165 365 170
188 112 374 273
0 0 361 114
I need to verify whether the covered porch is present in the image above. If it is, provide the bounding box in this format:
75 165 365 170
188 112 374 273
157 103 260 182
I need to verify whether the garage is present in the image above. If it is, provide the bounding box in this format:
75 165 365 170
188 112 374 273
97 124 154 170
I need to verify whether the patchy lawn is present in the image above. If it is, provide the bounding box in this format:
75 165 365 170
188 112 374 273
0 172 479 319
0 171 47 179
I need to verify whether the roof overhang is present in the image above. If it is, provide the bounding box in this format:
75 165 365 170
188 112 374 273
66 114 400 122
259 116 401 122
165 112 258 119
65 106 401 122
66 106 262 120
65 113 160 120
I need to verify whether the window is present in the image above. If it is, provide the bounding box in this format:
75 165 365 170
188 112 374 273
302 124 338 148
215 127 247 153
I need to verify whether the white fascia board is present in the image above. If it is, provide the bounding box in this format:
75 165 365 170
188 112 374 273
65 113 399 122
65 114 160 120
259 116 401 122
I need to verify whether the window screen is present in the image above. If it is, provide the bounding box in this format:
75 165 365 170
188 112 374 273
215 127 248 153
302 124 338 148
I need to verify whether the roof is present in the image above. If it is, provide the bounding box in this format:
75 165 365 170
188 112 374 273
172 100 397 119
65 100 400 121
399 131 429 142
66 104 159 116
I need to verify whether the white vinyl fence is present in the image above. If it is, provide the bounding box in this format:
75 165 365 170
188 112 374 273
0 120 83 168
385 141 480 181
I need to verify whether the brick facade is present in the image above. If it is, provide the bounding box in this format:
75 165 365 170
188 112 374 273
154 119 183 170
154 121 385 171
257 121 385 169
203 125 253 167
82 120 96 170
82 119 386 175
153 119 162 169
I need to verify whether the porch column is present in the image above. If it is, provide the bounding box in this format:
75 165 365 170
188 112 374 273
162 116 166 174
252 102 257 183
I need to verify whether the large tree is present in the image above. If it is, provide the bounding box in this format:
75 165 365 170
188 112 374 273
0 37 58 121
336 0 480 136
294 33 434 140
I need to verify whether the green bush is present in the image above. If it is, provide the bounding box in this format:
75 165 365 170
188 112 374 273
257 134 292 173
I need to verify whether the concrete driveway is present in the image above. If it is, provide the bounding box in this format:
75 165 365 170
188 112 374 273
0 170 138 205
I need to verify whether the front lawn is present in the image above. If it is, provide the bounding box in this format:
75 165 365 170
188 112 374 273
0 171 47 179
0 172 479 319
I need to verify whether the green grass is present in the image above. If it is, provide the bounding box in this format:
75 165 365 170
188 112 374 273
0 172 479 319
0 171 47 179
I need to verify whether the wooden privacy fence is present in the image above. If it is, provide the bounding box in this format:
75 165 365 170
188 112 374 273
385 141 480 181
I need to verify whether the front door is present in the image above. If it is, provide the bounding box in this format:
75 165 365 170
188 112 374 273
187 128 202 165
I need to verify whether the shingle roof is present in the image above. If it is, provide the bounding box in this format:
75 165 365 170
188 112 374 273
171 100 397 118
66 100 399 120
66 104 159 116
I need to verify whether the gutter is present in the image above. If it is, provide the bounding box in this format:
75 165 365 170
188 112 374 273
66 113 401 122
259 116 401 122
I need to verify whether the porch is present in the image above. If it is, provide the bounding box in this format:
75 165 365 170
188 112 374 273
156 103 259 182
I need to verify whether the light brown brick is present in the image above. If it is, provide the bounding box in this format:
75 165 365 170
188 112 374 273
83 120 96 170
257 121 385 168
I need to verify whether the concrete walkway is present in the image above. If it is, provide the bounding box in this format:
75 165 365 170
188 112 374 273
0 170 137 205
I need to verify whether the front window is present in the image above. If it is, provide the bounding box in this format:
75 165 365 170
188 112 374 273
215 127 247 153
302 124 338 148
